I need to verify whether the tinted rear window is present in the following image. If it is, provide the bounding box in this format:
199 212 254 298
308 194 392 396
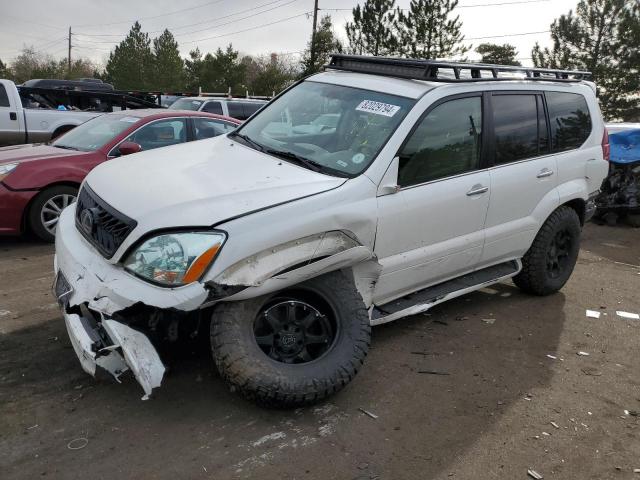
492 94 549 164
0 84 9 107
202 101 223 115
546 92 592 152
227 102 244 119
241 102 263 117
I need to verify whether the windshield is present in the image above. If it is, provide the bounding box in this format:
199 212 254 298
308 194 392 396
234 81 415 176
169 98 203 111
52 114 141 152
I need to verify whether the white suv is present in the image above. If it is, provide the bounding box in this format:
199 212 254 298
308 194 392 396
54 55 609 405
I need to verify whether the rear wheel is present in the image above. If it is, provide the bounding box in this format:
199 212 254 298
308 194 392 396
513 206 581 296
210 270 371 407
28 185 78 242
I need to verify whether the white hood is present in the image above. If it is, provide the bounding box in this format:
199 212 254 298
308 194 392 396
85 136 346 231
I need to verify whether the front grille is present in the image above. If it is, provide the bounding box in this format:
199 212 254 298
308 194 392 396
75 185 137 259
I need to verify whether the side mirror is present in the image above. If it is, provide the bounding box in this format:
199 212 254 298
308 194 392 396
377 156 401 196
118 141 142 156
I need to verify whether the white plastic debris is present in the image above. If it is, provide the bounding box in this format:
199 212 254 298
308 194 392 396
577 351 590 356
550 421 560 429
528 468 543 479
616 311 640 320
585 310 601 319
546 354 557 359
482 318 495 325
358 408 378 419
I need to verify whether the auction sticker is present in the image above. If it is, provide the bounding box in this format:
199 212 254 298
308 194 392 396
356 100 401 117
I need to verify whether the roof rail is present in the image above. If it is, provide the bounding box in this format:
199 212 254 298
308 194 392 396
326 54 592 83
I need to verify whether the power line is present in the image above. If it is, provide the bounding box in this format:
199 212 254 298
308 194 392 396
322 0 550 11
74 0 304 43
464 30 550 40
76 0 294 37
72 0 227 28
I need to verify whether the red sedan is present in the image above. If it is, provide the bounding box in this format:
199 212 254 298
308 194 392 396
0 109 241 242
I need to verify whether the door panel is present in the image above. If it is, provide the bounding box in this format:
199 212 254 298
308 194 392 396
0 82 24 145
374 171 490 304
373 95 490 305
480 93 559 265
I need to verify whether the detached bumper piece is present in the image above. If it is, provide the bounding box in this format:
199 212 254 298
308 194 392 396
63 308 165 400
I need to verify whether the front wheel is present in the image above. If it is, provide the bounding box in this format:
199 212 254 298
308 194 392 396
513 206 581 296
210 270 371 407
28 185 78 242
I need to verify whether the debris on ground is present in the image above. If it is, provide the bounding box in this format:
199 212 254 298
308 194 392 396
586 310 601 319
417 370 450 376
616 311 640 320
577 351 590 356
527 468 543 479
67 437 89 450
581 367 603 376
550 421 560 429
546 354 557 360
624 410 640 417
481 318 495 325
358 408 378 419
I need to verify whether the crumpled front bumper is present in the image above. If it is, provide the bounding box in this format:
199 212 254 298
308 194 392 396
54 206 208 399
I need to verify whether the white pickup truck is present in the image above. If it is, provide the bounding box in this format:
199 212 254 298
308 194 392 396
0 79 102 146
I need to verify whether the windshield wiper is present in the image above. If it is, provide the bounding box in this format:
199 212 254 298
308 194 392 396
229 132 265 152
263 148 324 173
53 144 79 151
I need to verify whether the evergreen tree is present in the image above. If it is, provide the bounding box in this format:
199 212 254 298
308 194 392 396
0 58 10 80
247 54 297 96
153 29 185 91
105 22 154 90
532 0 640 121
395 0 468 59
199 44 246 94
345 0 398 55
300 15 342 77
476 43 521 65
184 48 203 92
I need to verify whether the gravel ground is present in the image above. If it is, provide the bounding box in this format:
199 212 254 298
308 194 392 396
0 222 639 480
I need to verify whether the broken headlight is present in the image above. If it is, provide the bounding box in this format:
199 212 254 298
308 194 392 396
124 231 226 286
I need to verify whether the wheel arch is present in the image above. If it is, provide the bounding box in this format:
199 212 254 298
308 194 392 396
22 181 81 233
561 197 586 226
206 230 382 307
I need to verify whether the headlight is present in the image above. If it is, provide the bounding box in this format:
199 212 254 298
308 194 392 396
124 231 226 286
0 163 19 181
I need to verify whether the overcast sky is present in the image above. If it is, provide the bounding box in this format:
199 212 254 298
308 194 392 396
0 0 579 67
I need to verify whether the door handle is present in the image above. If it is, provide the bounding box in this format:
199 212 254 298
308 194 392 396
9 112 17 121
466 185 489 196
537 168 554 178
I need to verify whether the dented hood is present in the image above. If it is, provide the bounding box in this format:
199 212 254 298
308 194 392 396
84 135 346 230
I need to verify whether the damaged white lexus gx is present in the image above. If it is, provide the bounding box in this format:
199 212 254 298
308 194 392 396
54 55 609 405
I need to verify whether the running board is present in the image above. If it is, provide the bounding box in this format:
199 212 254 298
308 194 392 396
370 260 521 326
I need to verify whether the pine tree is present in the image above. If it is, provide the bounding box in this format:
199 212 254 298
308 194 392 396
395 0 468 59
345 0 398 55
199 44 246 94
247 54 297 96
185 48 203 92
300 15 343 77
153 29 185 91
0 58 10 80
476 43 521 65
532 0 640 121
105 22 154 90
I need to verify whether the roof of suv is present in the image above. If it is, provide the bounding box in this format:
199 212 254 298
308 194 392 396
178 97 267 103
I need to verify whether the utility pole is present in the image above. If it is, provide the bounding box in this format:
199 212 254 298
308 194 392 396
67 27 72 74
309 0 319 70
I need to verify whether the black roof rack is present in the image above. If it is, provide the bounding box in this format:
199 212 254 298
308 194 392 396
326 54 592 83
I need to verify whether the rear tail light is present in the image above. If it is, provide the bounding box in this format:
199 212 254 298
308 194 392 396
602 128 610 162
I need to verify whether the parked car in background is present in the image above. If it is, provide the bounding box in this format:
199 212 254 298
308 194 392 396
0 79 103 146
0 109 240 241
169 96 267 120
53 56 608 405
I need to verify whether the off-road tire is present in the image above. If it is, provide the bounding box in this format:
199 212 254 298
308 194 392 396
210 270 371 408
28 185 78 242
513 206 581 296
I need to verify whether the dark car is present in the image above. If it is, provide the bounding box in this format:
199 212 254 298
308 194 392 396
0 109 241 242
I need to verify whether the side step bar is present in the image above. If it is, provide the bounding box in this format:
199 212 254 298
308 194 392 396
370 260 521 326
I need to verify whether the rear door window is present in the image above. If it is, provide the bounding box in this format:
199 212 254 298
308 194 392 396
202 101 223 115
545 91 592 152
0 84 9 107
227 102 244 119
193 118 237 140
398 96 483 187
241 102 263 118
492 94 549 164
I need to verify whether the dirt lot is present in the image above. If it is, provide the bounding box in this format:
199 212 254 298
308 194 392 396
1 223 639 480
